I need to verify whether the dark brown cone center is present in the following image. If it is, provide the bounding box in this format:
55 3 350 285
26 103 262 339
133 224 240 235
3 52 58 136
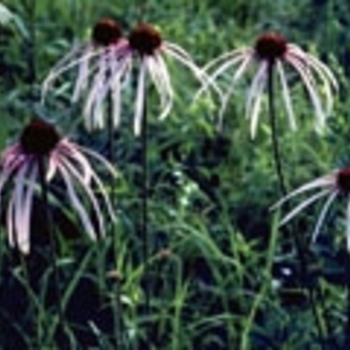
20 119 61 156
129 23 162 56
336 169 350 194
92 18 123 46
254 32 287 61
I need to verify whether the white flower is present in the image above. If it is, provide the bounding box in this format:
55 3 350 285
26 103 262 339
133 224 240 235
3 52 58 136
272 168 350 250
0 118 117 254
201 32 338 138
42 20 214 135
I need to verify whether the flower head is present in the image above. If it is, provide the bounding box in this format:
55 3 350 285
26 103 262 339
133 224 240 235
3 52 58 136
272 168 350 250
201 31 338 138
0 118 117 254
254 33 287 62
128 23 162 56
42 17 128 130
42 21 210 135
92 17 123 46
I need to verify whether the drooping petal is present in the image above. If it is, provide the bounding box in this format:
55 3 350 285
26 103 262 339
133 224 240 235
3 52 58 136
217 54 253 130
16 164 37 254
58 140 94 184
72 44 96 103
202 47 251 73
57 163 98 240
13 161 37 254
311 190 338 244
271 173 335 210
134 60 147 136
42 44 103 102
288 48 337 114
83 55 108 130
278 188 331 227
245 61 268 138
147 55 173 120
74 144 118 179
59 157 106 237
276 60 297 131
285 55 326 131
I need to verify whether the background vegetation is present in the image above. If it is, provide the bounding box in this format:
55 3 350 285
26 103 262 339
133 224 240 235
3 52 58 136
1 0 350 349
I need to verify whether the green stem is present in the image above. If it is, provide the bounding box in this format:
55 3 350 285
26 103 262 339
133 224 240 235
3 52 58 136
267 63 328 348
140 97 151 315
106 95 125 349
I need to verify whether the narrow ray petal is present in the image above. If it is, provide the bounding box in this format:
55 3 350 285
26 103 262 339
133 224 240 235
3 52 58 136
276 61 297 130
279 188 331 227
311 191 338 244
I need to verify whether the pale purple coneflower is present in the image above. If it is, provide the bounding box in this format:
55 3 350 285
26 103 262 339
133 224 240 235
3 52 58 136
43 20 213 136
272 168 350 250
104 22 215 136
200 32 338 138
42 18 128 131
0 118 117 254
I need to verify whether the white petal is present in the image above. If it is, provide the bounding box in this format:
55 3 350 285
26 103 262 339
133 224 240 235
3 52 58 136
59 158 106 237
217 55 253 130
279 188 332 227
58 164 98 240
14 162 37 254
134 61 147 136
311 191 338 244
276 61 297 131
271 173 335 210
285 56 326 131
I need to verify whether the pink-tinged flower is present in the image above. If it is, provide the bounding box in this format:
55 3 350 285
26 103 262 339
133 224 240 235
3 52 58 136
42 18 128 130
272 168 350 250
118 22 214 135
42 21 212 135
0 118 117 254
201 32 338 138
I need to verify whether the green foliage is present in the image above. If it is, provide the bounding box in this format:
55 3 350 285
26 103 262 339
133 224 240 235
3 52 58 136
0 0 349 349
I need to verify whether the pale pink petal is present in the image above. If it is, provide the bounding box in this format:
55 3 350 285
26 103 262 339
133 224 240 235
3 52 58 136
147 56 173 120
59 158 106 237
13 162 37 254
57 163 98 240
42 44 103 102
